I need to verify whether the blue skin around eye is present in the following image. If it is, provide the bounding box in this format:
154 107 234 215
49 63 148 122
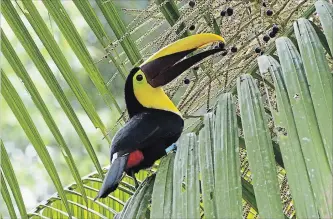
165 143 177 153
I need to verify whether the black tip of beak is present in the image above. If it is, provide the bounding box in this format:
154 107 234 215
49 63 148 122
142 48 223 87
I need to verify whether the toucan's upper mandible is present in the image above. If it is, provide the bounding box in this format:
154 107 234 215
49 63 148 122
139 33 225 87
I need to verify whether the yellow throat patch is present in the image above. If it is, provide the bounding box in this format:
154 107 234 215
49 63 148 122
132 70 181 116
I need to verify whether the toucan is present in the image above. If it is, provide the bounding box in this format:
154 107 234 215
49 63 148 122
95 33 224 199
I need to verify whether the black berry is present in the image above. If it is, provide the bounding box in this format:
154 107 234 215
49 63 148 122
266 9 273 16
269 31 276 38
189 1 195 8
189 25 195 31
184 78 190 84
220 10 226 17
263 35 270 42
222 50 228 56
214 45 219 49
218 42 225 49
255 47 261 53
231 46 237 53
227 7 234 16
272 24 279 33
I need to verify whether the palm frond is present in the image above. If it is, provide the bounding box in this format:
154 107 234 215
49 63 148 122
1 141 27 219
2 0 104 179
1 71 72 217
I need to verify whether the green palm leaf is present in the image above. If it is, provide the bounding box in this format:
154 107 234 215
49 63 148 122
258 55 318 218
1 32 89 206
1 172 18 219
19 0 111 142
41 0 122 117
96 0 142 65
2 0 104 179
73 0 128 80
1 71 72 218
1 141 27 219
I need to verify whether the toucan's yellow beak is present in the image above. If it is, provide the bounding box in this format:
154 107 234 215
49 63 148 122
142 33 224 65
140 33 224 87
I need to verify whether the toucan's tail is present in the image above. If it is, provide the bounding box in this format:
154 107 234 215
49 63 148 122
94 155 128 200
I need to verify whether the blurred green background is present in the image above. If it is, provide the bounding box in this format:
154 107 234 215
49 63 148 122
1 0 150 214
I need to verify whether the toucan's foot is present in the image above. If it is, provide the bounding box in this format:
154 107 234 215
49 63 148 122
172 143 178 152
134 178 139 189
165 143 177 153
131 171 140 189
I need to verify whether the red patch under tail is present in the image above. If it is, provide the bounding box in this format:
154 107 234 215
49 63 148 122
126 150 144 169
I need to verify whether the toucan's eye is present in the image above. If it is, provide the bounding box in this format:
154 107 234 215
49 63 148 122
136 74 143 81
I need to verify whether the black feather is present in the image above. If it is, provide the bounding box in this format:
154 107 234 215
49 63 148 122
125 67 145 118
95 155 128 199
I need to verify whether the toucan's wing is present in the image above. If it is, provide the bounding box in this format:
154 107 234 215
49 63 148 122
110 110 183 157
